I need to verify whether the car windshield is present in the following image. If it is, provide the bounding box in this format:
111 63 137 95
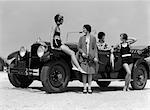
66 32 83 43
65 30 97 43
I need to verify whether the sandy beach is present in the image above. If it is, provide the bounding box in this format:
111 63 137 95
0 71 150 110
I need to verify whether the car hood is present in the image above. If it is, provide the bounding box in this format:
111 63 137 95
130 45 148 50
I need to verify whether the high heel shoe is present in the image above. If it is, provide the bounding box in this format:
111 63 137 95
72 66 79 71
123 86 127 91
83 89 87 94
79 68 86 74
88 89 92 94
126 88 130 91
123 86 131 91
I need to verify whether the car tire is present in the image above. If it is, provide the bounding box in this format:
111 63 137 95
0 63 3 71
40 60 70 93
131 64 147 90
8 60 33 88
96 81 111 88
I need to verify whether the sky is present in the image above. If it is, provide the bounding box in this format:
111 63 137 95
0 0 150 58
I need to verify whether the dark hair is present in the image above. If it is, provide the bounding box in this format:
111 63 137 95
54 14 63 23
83 24 91 33
98 32 105 39
120 33 128 40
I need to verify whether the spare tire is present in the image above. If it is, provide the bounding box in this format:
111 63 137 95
8 60 33 88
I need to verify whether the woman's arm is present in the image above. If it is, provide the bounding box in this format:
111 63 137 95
127 37 137 45
94 37 98 60
92 37 98 62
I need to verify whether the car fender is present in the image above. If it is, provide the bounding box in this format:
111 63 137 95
40 51 52 62
133 58 150 79
41 50 65 62
51 50 71 61
41 49 72 67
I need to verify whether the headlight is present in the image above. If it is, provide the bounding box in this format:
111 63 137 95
37 46 45 57
19 46 26 57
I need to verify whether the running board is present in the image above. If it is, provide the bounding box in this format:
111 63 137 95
97 79 133 81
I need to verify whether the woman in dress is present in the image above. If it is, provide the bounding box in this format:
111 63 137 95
51 14 86 74
78 24 98 94
97 32 114 70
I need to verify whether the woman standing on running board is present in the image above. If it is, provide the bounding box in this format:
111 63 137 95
50 14 86 74
114 33 137 91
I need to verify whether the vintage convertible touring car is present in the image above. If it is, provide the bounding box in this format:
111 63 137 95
7 35 150 93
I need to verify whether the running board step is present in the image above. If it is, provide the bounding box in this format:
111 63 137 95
97 79 133 81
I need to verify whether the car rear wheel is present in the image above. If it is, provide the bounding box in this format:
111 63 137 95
131 64 147 90
0 60 4 71
40 60 70 93
8 60 33 88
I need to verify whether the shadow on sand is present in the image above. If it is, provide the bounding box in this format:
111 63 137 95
65 86 124 93
27 86 124 94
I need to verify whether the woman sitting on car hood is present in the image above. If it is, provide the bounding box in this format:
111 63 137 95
50 14 86 74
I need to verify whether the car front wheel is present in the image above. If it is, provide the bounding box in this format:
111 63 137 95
40 60 70 93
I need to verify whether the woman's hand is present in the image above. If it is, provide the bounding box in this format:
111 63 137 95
94 58 98 62
128 37 137 45
82 52 87 58
110 46 114 53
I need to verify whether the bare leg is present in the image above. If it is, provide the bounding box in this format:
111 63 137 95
82 74 87 92
60 45 86 73
88 74 92 93
71 61 78 71
123 63 132 91
110 53 114 70
127 63 133 90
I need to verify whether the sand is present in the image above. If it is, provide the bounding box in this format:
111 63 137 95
0 72 150 110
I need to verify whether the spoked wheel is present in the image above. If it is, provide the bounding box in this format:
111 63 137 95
131 64 147 90
49 65 67 88
40 60 70 93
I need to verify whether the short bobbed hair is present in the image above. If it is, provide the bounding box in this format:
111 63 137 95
120 33 128 40
54 14 63 23
98 32 105 39
83 24 91 33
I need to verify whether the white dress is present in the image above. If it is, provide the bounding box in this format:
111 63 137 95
86 36 90 55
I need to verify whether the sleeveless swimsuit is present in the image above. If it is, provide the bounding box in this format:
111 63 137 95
53 26 62 48
120 43 133 64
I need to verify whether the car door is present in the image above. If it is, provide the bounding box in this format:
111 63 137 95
98 50 110 72
113 52 122 71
